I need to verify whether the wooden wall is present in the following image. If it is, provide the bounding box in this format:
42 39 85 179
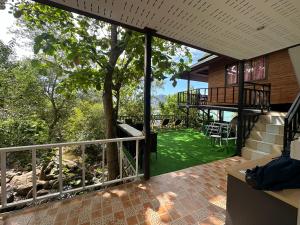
207 50 299 105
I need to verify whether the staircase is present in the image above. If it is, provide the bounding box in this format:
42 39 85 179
242 112 286 160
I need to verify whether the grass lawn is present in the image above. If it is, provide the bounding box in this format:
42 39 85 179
150 128 236 176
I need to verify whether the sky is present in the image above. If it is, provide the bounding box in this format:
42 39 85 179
0 6 208 96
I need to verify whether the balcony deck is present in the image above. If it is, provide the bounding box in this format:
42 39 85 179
0 157 246 225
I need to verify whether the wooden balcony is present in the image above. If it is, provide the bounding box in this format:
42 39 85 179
178 82 271 112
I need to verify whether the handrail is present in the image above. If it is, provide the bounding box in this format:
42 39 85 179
0 136 145 210
0 136 145 152
283 92 300 154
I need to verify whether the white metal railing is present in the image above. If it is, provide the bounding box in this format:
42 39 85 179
0 136 145 210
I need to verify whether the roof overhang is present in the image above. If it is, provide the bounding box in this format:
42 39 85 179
34 0 300 60
179 55 236 82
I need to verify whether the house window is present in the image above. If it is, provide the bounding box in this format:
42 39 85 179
226 64 238 85
252 57 265 80
225 57 266 85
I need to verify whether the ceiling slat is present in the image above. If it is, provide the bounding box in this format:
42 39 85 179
39 0 300 59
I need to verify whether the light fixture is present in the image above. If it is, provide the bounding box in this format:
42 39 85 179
256 25 265 31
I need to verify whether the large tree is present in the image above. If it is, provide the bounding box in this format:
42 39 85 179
13 1 192 179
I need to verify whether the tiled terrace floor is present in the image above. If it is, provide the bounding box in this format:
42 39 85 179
1 156 246 225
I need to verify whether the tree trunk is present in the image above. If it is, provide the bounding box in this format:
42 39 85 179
102 25 120 180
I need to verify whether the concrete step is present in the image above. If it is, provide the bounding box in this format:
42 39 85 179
245 139 282 154
266 124 284 135
253 122 284 135
259 115 286 125
242 147 269 160
267 111 287 117
249 131 284 145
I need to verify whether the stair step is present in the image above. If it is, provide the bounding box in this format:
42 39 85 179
245 139 282 154
249 131 283 145
259 115 285 125
266 124 284 135
253 122 284 134
242 147 269 160
267 111 287 117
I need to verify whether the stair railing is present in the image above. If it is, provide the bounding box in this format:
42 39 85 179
283 92 300 155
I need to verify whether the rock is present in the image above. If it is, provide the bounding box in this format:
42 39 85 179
0 184 14 204
37 189 49 197
63 159 77 169
49 167 59 175
39 164 47 181
43 181 52 190
51 180 59 189
6 171 17 180
45 161 55 174
45 174 57 181
92 177 100 183
26 188 49 198
10 171 33 196
9 171 45 197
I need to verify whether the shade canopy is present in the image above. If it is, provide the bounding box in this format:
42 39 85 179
36 0 300 60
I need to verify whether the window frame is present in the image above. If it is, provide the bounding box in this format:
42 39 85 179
225 56 268 87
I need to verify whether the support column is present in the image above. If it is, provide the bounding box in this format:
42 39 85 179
236 61 245 156
218 110 223 122
186 74 191 128
143 28 154 180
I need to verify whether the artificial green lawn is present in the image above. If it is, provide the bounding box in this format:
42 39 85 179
150 128 236 176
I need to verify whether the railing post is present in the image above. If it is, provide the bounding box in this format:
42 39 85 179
81 145 86 189
1 151 7 207
58 147 63 195
237 60 245 156
268 84 271 110
254 84 257 107
135 140 139 178
119 141 123 180
32 149 37 203
232 86 235 104
224 87 226 103
102 146 106 185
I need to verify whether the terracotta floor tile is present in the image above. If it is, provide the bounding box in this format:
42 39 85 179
126 215 139 225
1 157 245 225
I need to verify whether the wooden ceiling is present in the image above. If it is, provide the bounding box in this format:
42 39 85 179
36 0 300 60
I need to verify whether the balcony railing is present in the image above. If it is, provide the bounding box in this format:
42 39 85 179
0 136 144 210
178 82 271 110
283 92 300 155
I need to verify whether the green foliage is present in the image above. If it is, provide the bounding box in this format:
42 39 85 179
0 117 48 148
0 40 14 69
15 1 192 102
159 94 184 116
119 84 144 117
63 101 105 141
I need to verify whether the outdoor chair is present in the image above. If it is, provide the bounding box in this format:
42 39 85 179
210 122 237 148
209 124 222 146
174 119 182 128
198 94 208 105
161 118 170 128
205 122 218 136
